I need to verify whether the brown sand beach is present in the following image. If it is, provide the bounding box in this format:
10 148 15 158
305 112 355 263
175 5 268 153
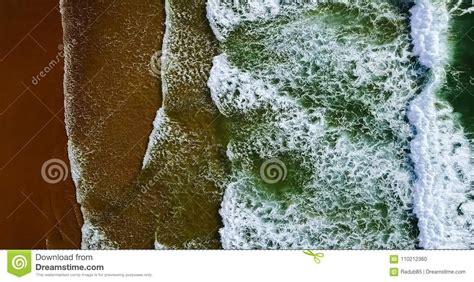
0 0 81 249
1 0 225 249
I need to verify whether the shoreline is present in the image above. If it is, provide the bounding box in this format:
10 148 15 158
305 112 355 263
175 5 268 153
61 0 166 248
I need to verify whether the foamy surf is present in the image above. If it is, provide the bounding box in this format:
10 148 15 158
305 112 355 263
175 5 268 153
209 0 421 249
408 0 473 249
61 0 473 249
207 0 319 40
81 221 118 250
134 0 225 248
142 108 168 169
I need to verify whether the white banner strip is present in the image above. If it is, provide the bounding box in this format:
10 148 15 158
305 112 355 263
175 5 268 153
0 250 472 282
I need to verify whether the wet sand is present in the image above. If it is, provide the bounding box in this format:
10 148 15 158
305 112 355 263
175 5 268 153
62 0 225 249
109 0 226 249
61 0 165 248
0 0 81 249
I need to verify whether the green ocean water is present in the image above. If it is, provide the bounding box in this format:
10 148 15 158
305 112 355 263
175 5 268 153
75 0 473 250
209 0 473 249
211 1 421 249
444 4 474 139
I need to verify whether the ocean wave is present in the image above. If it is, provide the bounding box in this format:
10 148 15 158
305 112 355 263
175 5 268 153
142 108 169 169
81 221 118 250
209 0 421 249
408 0 473 249
207 0 318 41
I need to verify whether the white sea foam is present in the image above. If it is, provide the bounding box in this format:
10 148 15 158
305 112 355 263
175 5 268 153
210 1 421 248
408 0 473 249
154 239 168 250
66 141 82 201
81 220 118 250
410 0 449 68
142 0 227 248
207 0 319 41
161 0 172 101
142 108 169 169
142 0 173 171
460 7 474 15
209 54 303 116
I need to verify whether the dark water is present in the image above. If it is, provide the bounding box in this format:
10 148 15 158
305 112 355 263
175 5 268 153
444 5 474 139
